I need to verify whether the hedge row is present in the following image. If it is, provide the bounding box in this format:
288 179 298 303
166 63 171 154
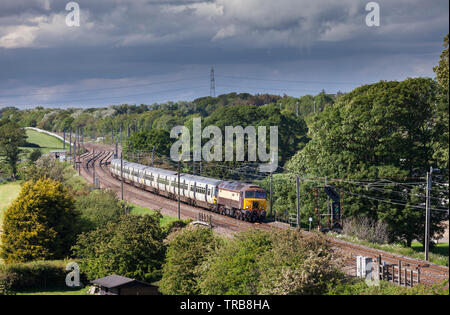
0 260 86 293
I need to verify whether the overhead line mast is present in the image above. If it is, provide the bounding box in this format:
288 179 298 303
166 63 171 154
210 67 215 97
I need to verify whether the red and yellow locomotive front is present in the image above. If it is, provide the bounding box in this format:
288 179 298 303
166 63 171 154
241 188 267 221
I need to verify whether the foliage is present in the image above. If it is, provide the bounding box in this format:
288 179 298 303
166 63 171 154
342 217 390 245
0 122 26 178
198 229 272 295
287 78 447 246
75 189 125 232
257 230 344 295
327 278 449 295
28 149 42 163
0 260 84 293
126 129 173 157
159 226 219 295
19 156 88 194
72 213 166 283
432 34 449 169
0 178 80 263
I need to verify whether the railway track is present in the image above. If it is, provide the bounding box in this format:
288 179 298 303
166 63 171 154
76 143 449 287
78 145 257 233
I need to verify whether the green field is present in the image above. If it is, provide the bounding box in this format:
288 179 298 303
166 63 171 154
21 129 65 155
15 286 91 295
0 181 21 228
129 203 181 227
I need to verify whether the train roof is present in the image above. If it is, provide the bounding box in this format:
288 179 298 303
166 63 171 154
111 159 224 185
218 181 263 192
180 174 224 186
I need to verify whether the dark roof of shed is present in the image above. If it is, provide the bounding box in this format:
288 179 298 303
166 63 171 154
90 274 155 289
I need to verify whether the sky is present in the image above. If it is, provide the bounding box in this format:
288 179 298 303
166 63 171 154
0 0 448 109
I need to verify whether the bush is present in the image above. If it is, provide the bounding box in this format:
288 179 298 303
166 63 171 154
327 278 449 295
28 149 42 163
160 226 219 295
342 217 390 244
72 213 166 283
257 230 344 295
0 178 81 263
0 260 86 293
75 189 125 232
198 229 273 295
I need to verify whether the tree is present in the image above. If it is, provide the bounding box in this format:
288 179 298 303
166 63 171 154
287 78 446 246
72 213 166 283
28 149 42 164
257 230 343 295
159 227 219 295
198 229 272 295
432 34 449 169
75 189 125 232
0 178 80 263
126 129 173 157
0 122 26 179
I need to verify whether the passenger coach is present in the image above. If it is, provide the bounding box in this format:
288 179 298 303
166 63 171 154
110 159 267 222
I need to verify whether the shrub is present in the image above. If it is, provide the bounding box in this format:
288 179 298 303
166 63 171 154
75 189 125 232
342 217 390 244
257 230 344 295
160 226 219 295
198 229 273 295
327 278 449 295
0 260 87 293
72 213 166 283
0 178 81 263
28 149 42 163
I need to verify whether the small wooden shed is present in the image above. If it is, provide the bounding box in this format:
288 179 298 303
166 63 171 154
49 150 67 161
90 274 159 295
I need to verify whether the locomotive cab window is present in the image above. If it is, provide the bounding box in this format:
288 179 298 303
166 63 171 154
255 192 266 199
245 191 255 198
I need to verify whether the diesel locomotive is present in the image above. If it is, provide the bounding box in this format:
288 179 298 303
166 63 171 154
110 159 267 222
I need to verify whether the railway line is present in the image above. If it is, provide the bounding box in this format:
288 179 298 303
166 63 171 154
76 143 448 287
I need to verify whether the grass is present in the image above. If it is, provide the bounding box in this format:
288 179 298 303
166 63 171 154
0 181 22 228
15 286 91 295
21 129 65 155
331 232 449 267
128 203 181 227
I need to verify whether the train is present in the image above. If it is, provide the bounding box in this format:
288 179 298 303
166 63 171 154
109 159 267 222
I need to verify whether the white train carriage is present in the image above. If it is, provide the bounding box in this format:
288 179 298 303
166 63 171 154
110 159 224 209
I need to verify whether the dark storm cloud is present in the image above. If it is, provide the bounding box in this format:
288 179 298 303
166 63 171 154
0 0 448 107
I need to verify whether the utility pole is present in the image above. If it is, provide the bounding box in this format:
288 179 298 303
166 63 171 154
63 128 66 150
270 172 273 218
425 167 433 261
178 161 181 220
152 146 155 167
92 149 95 185
77 135 81 176
296 175 300 229
115 136 118 159
314 100 316 114
296 101 299 117
210 67 215 98
69 127 72 158
72 140 76 169
120 153 124 201
119 125 122 161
